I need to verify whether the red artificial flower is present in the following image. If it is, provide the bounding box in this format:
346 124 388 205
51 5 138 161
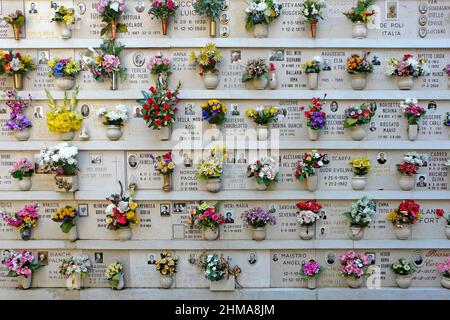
116 215 127 225
155 119 162 126
296 200 322 212
436 209 444 217
4 53 11 60
398 200 420 214
15 52 21 58
150 86 156 94
165 114 171 121
143 104 150 110
144 114 150 120
166 91 172 99
164 104 171 111
147 98 153 104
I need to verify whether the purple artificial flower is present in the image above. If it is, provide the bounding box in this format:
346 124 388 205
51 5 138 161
309 111 326 130
242 207 277 228
6 113 32 131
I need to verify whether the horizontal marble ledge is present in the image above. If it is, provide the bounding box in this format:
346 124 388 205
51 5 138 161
2 239 449 250
1 38 449 50
13 90 450 101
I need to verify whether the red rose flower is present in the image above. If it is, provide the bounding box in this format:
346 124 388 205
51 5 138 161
150 87 156 93
116 215 127 225
15 53 21 58
166 91 172 98
164 104 170 111
143 104 150 110
155 120 162 126
436 209 444 216
144 114 150 120
165 115 171 121
147 98 153 104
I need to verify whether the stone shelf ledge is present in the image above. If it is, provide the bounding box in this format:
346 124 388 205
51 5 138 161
12 90 450 101
0 287 448 300
0 191 74 201
2 240 449 250
1 38 448 49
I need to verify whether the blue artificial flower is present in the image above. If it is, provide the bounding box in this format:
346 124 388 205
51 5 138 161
202 110 211 121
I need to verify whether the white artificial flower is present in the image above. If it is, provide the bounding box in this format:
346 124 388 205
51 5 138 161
10 58 21 71
96 107 107 116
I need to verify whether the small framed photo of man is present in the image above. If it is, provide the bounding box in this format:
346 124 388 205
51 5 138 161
37 251 48 266
127 154 139 169
248 252 257 265
224 210 235 224
173 203 186 213
94 252 103 263
78 203 89 217
386 1 398 20
90 153 103 165
160 203 171 216
416 174 428 188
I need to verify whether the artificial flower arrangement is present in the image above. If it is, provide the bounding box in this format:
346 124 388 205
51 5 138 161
4 90 32 141
9 158 34 191
3 10 25 40
245 0 282 38
155 251 178 289
300 259 324 289
149 0 179 35
391 258 414 289
147 53 171 88
400 98 426 141
196 252 241 291
346 52 373 90
51 205 78 241
1 250 42 289
45 87 83 140
136 83 181 141
386 54 428 90
37 142 79 192
59 255 91 290
201 99 226 140
241 207 277 240
96 105 128 140
245 105 281 140
300 0 323 38
247 157 279 191
386 200 421 240
339 250 370 288
105 182 138 241
0 50 36 90
436 209 450 239
96 0 127 39
242 58 270 90
48 57 81 90
190 43 222 90
187 202 224 240
302 56 321 89
302 96 327 140
343 196 376 240
437 258 450 289
293 150 328 191
195 146 227 193
51 6 79 39
150 151 175 191
1 204 39 240
396 152 423 191
267 62 278 89
349 157 371 190
296 200 321 240
343 0 375 38
82 40 126 90
192 0 226 37
105 262 125 290
343 104 375 141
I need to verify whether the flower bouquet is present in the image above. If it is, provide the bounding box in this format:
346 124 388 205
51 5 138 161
149 0 179 35
105 262 125 290
300 259 324 289
242 207 277 240
51 6 79 39
37 143 79 192
301 0 323 38
343 104 374 140
201 99 226 140
436 209 450 239
343 0 375 38
267 63 278 89
190 43 222 89
302 96 327 140
105 182 138 241
400 99 426 141
339 250 369 288
245 105 281 140
59 255 91 290
196 146 227 192
187 202 224 240
247 157 279 191
147 53 171 88
96 0 127 39
293 150 328 191
197 252 241 291
242 58 270 90
302 56 321 89
96 105 128 140
52 205 78 241
1 204 39 240
386 200 421 239
9 158 34 191
48 57 81 90
0 50 36 90
396 152 423 191
346 52 373 90
245 0 282 38
136 83 181 140
343 196 376 240
4 90 32 141
155 251 178 289
192 0 226 37
3 10 25 40
296 200 321 240
2 250 42 289
386 54 428 90
437 258 450 289
150 151 175 191
349 157 371 190
391 258 414 289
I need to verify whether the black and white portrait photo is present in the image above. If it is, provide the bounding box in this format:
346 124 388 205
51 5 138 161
78 203 89 217
94 252 103 263
230 51 241 64
366 252 376 265
220 26 229 38
220 13 229 24
81 104 90 117
147 254 156 265
134 106 142 118
183 153 193 167
369 122 377 132
173 203 186 213
77 2 87 15
185 103 195 116
416 174 428 188
427 100 437 111
385 1 398 20
38 50 50 65
269 50 284 62
322 59 331 71
230 104 240 116
160 204 171 216
414 252 424 267
133 52 145 67
330 101 338 112
37 251 48 266
188 253 196 264
128 154 139 169
90 154 103 165
34 106 43 118
29 2 38 14
248 252 257 265
224 211 235 224
326 252 336 265
377 152 387 165
272 254 278 262
135 0 145 13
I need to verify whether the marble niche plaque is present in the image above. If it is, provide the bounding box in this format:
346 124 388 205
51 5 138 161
83 250 130 288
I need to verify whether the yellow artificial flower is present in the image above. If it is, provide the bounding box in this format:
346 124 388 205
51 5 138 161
386 211 397 221
129 202 137 210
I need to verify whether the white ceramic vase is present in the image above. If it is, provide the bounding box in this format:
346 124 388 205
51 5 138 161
59 22 72 39
298 224 315 240
306 174 318 191
351 176 367 190
308 128 319 141
394 224 411 240
252 76 268 90
350 73 367 90
352 22 367 39
203 228 219 240
160 274 174 289
254 23 269 38
397 76 414 90
348 125 366 141
60 130 75 141
306 73 319 90
256 125 269 141
117 227 132 241
106 125 123 141
346 277 363 288
18 275 32 289
399 175 415 191
55 77 75 90
396 275 412 289
18 177 32 191
14 128 31 141
252 226 266 241
408 124 418 141
349 226 365 240
206 178 221 193
203 72 220 90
